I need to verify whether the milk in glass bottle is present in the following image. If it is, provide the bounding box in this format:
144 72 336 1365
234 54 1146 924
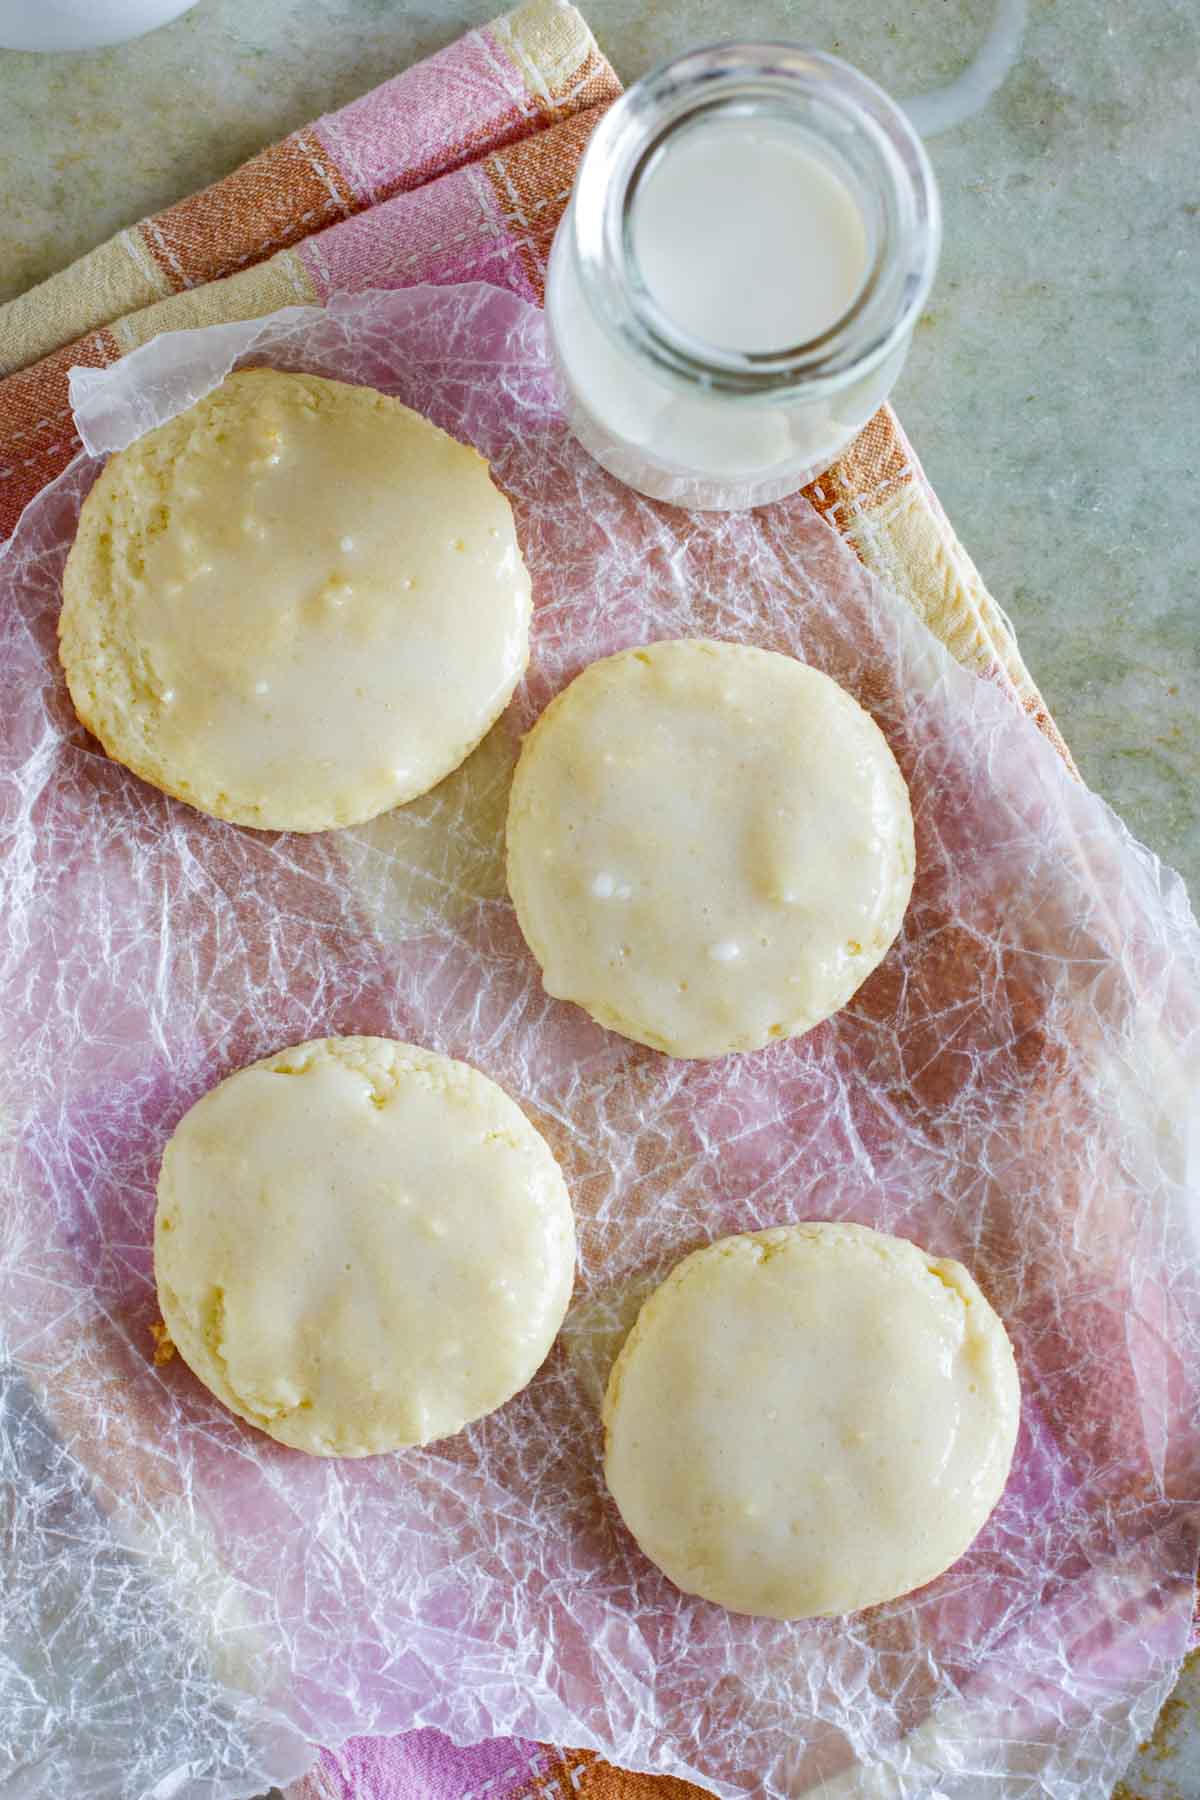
546 44 941 510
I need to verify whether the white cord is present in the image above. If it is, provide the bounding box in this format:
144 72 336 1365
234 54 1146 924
903 0 1028 137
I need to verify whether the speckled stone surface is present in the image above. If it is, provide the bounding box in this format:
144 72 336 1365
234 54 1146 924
1 2 1197 1793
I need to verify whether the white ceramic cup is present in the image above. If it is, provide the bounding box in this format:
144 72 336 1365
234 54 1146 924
0 0 199 51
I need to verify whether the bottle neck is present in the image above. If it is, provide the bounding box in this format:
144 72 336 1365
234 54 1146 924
570 43 941 403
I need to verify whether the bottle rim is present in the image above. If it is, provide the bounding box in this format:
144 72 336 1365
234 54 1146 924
569 41 942 400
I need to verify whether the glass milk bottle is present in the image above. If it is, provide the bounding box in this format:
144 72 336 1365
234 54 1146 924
546 43 941 511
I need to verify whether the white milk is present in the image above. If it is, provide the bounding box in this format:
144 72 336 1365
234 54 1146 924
631 118 870 353
546 121 891 508
546 47 940 510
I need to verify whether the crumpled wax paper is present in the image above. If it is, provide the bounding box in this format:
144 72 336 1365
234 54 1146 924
1 283 1198 1800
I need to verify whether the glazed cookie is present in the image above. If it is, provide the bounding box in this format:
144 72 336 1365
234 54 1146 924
154 1036 576 1456
506 639 914 1058
60 368 531 831
603 1222 1020 1618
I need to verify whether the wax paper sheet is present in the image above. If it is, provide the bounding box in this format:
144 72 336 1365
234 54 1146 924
1 284 1199 1800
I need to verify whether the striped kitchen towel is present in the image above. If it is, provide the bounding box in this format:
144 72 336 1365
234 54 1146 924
282 1730 708 1800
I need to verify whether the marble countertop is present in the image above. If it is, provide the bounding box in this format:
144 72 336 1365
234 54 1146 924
1 2 1197 1795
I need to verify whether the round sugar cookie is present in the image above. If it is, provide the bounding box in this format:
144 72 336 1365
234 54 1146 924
154 1037 576 1456
60 368 531 831
506 639 914 1059
603 1223 1020 1619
